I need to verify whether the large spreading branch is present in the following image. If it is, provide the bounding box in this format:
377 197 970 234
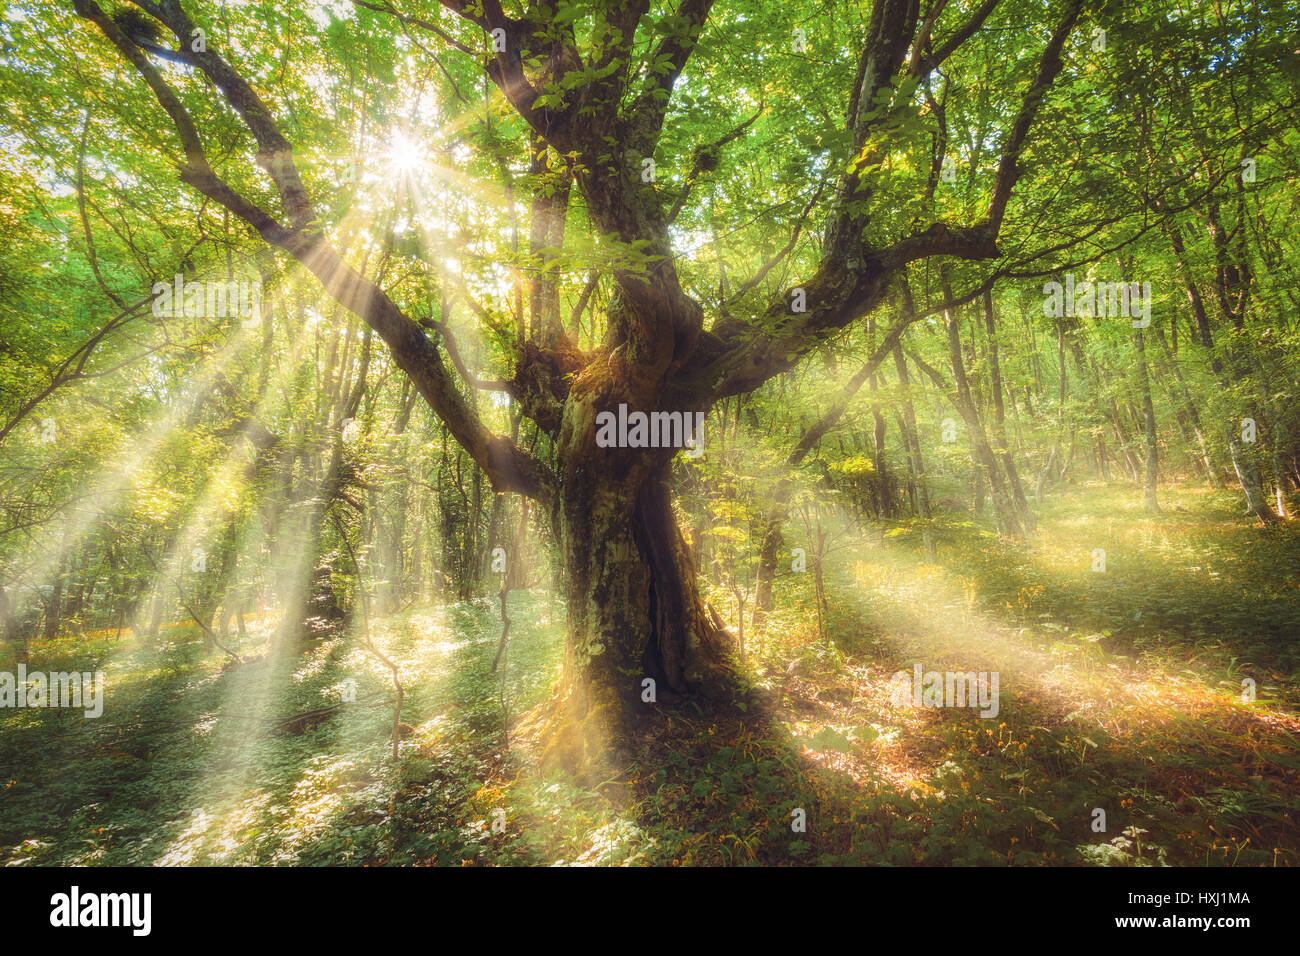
672 0 1086 406
73 0 553 505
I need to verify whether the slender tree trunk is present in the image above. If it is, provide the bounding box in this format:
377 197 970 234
892 341 929 516
1152 320 1218 483
982 289 1034 529
942 282 1022 536
1134 328 1161 514
868 374 895 518
752 343 892 612
41 552 68 641
1166 219 1273 521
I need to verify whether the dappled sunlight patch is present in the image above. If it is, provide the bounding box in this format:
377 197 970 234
191 713 219 737
292 635 346 682
156 792 273 866
736 492 1300 864
572 819 655 866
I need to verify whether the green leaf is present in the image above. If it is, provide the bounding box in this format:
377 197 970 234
808 727 853 753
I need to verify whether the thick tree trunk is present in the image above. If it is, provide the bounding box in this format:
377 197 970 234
536 413 734 770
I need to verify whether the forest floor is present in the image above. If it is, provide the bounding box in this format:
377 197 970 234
2 483 1298 866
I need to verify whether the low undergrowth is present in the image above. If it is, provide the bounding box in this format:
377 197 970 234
3 485 1296 866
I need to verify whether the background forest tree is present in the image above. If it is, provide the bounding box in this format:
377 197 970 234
0 0 1298 866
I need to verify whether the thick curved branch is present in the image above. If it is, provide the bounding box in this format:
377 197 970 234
73 0 554 506
676 0 1084 405
983 0 1084 234
130 0 318 231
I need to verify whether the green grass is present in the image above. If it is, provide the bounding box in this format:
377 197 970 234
2 484 1297 866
